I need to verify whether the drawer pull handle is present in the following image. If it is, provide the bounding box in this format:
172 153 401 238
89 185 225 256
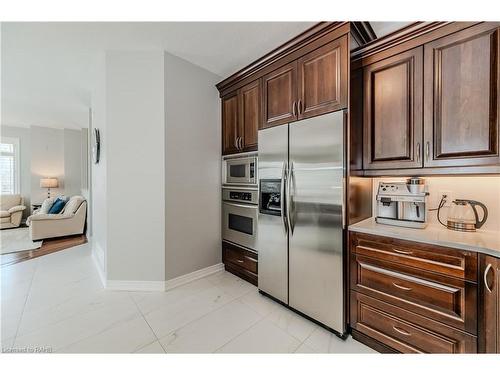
392 282 412 291
393 326 411 336
393 248 413 255
236 259 244 263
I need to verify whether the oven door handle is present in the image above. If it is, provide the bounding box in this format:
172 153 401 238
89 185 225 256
281 160 288 234
223 202 258 210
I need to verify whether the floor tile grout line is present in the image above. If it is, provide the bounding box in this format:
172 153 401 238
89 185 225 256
146 277 257 351
152 287 245 350
11 258 39 346
11 274 112 339
127 291 165 353
55 309 145 353
212 314 266 353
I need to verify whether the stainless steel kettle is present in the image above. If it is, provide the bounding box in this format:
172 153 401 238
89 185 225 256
447 199 488 232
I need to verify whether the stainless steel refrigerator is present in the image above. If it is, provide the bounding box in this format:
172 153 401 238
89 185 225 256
257 110 346 335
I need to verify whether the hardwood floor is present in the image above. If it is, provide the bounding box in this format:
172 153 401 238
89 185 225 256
1 234 87 267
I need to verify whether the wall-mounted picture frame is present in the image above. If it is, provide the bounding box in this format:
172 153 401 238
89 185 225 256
92 127 100 164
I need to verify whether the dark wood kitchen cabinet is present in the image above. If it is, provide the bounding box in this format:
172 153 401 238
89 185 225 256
349 232 479 353
222 240 258 286
262 34 348 129
239 80 260 151
262 61 298 128
222 79 261 155
423 24 500 168
297 35 348 119
222 93 239 155
357 22 500 173
479 254 500 353
363 47 424 170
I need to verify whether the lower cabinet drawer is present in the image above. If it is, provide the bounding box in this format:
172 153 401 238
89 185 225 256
223 246 257 273
351 253 477 334
222 241 258 286
351 292 477 353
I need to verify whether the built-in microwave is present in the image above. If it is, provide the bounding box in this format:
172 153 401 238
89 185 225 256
222 152 257 186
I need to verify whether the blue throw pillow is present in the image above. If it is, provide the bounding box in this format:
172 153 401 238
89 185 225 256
48 197 67 214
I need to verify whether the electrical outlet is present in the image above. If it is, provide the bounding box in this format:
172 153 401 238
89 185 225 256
439 190 454 207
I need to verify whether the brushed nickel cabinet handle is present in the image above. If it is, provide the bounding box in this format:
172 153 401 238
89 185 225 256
393 248 413 255
234 137 238 150
238 137 243 150
393 326 411 336
292 101 297 117
416 142 421 162
484 263 494 293
425 141 430 161
236 259 244 264
298 99 302 114
392 282 412 291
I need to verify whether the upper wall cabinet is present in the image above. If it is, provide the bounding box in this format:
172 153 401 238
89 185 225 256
222 79 261 155
423 24 500 167
262 62 298 128
262 34 348 129
222 93 240 155
363 47 423 170
297 36 348 119
239 80 260 151
358 22 500 173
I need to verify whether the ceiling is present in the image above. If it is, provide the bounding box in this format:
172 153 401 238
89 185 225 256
1 22 410 130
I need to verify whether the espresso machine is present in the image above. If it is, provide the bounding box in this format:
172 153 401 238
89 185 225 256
376 178 429 229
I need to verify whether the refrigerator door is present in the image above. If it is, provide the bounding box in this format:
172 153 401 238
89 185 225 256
257 124 289 304
288 111 345 333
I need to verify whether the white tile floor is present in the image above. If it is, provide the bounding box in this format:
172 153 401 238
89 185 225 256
1 244 376 354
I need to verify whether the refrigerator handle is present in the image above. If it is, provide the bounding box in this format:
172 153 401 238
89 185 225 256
280 160 288 234
342 177 346 229
287 161 294 235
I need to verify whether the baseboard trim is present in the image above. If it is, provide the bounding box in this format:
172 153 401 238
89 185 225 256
104 263 224 292
90 239 106 288
106 279 166 292
164 263 224 291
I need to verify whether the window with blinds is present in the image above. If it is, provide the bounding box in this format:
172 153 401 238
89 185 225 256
0 137 20 194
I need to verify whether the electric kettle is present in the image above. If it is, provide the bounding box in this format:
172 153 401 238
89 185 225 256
446 199 488 232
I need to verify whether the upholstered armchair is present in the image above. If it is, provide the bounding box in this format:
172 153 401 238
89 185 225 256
0 194 26 229
27 196 87 241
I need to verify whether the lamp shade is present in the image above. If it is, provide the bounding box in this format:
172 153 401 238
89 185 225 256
40 177 58 188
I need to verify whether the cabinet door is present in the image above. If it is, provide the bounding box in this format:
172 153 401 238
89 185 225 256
479 254 499 353
424 24 500 167
222 93 239 155
363 47 424 170
239 79 260 151
262 61 298 129
297 35 348 119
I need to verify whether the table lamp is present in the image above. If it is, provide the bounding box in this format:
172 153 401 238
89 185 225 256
40 177 58 198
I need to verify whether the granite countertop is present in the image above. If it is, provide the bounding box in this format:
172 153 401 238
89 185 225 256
349 217 500 258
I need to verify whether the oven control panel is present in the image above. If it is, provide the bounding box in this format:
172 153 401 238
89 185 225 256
230 191 252 202
222 187 258 205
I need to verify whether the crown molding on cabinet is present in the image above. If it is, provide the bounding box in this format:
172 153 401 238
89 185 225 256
216 22 348 97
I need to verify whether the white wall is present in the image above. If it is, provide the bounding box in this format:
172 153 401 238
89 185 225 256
372 176 500 232
30 126 65 203
105 50 165 282
63 128 82 197
164 52 222 280
0 125 31 218
90 52 107 277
